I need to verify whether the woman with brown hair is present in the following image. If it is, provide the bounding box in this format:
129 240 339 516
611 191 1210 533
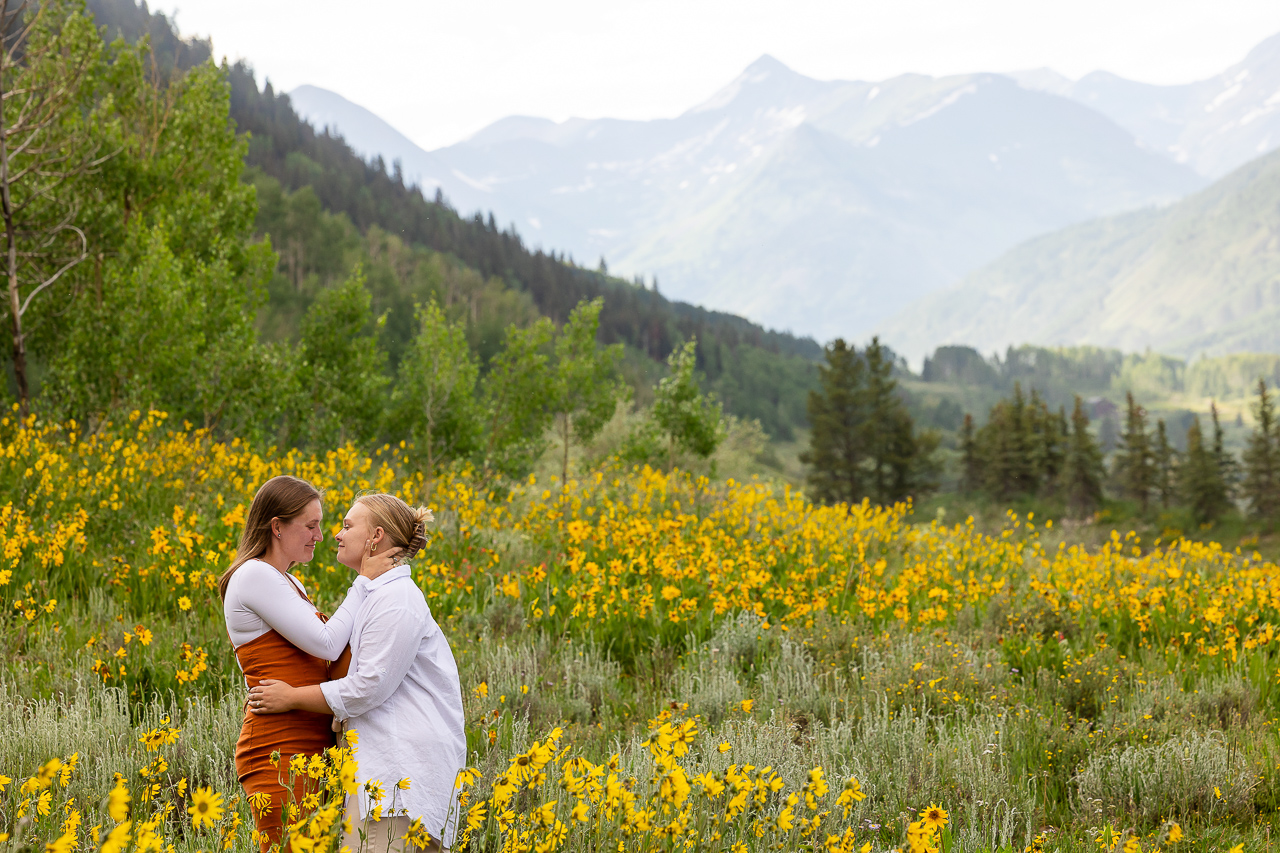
220 475 397 851
250 492 466 852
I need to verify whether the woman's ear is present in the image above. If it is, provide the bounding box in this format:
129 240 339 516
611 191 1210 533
270 517 281 539
371 526 386 546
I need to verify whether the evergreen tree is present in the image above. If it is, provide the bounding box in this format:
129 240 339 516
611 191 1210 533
1210 402 1239 500
1151 419 1179 508
1060 396 1105 518
801 339 866 505
977 383 1036 499
1181 416 1230 525
1242 379 1280 520
1112 392 1155 510
1026 392 1066 495
959 413 981 494
861 337 935 505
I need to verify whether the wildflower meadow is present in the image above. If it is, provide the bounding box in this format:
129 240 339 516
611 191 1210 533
1 410 1278 852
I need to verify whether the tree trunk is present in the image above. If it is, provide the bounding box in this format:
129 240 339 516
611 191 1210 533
0 31 24 421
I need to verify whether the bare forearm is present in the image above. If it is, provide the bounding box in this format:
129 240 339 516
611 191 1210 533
250 680 332 715
285 684 331 714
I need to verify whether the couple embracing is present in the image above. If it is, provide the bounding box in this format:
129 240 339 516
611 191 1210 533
218 475 466 852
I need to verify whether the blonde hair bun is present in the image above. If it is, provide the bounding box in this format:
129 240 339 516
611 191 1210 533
356 494 434 562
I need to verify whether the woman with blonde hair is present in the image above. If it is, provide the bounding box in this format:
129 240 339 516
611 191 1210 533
220 475 397 851
251 492 467 852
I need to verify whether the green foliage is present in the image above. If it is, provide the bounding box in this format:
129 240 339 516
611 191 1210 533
803 338 937 506
1181 416 1230 525
922 345 1000 387
481 318 556 479
1114 351 1185 400
44 226 275 434
15 7 274 433
801 339 865 505
550 298 626 482
1241 380 1280 520
285 267 388 447
1151 419 1180 509
1061 396 1106 517
1 0 115 412
1112 392 1156 510
390 301 481 473
971 385 1067 501
650 339 723 471
1187 354 1280 401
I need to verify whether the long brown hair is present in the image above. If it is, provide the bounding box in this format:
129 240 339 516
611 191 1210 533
218 475 323 600
356 493 432 562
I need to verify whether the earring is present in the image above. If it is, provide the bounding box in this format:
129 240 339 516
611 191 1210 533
371 544 377 554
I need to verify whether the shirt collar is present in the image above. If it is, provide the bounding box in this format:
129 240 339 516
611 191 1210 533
367 563 411 590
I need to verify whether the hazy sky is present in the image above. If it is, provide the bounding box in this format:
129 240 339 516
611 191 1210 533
152 0 1280 152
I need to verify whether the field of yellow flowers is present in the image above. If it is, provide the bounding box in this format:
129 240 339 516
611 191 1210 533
2 410 1279 851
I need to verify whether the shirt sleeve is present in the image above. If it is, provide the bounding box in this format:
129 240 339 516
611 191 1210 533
237 562 370 660
321 598 422 720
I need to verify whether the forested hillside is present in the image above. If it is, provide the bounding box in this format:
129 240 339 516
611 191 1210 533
882 145 1280 362
85 0 821 440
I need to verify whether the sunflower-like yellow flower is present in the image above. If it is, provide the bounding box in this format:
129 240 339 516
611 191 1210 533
188 786 225 829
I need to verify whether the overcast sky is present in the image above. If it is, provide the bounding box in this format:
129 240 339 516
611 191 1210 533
151 0 1280 152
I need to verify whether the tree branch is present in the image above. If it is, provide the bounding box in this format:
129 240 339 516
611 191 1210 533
18 223 85 316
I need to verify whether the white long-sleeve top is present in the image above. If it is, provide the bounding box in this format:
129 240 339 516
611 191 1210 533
223 558 370 661
319 564 466 844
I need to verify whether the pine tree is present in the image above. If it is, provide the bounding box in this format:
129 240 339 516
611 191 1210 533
1242 379 1280 520
1112 392 1155 510
1026 392 1066 495
1210 403 1240 500
979 383 1037 499
1060 396 1105 518
1151 419 1179 508
801 339 866 505
1181 416 1230 525
959 413 982 494
862 338 922 504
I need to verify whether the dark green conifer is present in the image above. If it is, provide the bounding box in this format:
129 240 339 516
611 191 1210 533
1242 380 1280 520
959 413 982 494
1210 403 1240 499
1112 392 1155 510
802 339 866 505
1151 419 1179 508
1060 396 1105 518
1181 416 1230 525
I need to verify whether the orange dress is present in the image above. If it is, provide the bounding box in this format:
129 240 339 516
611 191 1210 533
233 584 351 851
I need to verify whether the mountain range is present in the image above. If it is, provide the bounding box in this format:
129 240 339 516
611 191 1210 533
1010 33 1280 179
288 61 1204 341
879 144 1280 362
290 35 1280 351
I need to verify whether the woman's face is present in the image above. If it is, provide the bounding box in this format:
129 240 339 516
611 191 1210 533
334 501 378 570
275 499 324 564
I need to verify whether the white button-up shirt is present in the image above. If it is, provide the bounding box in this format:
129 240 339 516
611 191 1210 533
320 565 467 844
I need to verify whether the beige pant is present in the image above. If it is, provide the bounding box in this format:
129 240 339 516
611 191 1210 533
342 814 442 853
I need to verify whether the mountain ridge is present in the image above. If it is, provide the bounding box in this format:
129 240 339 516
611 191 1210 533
878 145 1280 362
289 58 1205 342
